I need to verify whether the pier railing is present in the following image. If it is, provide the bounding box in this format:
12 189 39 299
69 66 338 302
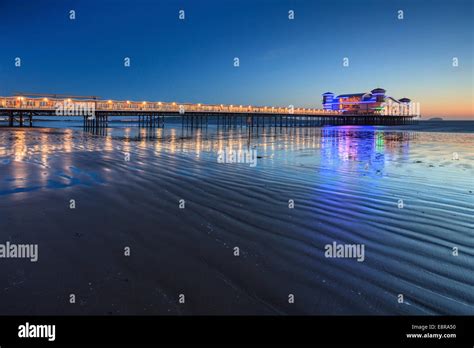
0 96 340 116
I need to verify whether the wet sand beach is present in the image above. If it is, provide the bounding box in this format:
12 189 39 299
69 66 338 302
0 122 473 315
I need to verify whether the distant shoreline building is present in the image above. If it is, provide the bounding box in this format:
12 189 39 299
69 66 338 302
322 88 413 115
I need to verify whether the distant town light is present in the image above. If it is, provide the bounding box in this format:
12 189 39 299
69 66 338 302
126 100 130 104
43 98 48 102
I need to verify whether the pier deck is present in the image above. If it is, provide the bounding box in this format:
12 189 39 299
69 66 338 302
0 94 418 128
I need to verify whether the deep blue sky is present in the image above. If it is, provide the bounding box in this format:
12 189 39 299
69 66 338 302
0 0 472 117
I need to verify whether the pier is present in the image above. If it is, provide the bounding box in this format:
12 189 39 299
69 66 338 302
0 94 418 128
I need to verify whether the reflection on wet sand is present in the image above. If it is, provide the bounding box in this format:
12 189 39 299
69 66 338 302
0 124 461 195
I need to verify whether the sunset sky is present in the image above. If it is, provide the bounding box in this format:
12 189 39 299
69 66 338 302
1 0 472 119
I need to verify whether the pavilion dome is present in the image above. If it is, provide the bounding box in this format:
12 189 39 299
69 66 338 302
371 88 386 94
